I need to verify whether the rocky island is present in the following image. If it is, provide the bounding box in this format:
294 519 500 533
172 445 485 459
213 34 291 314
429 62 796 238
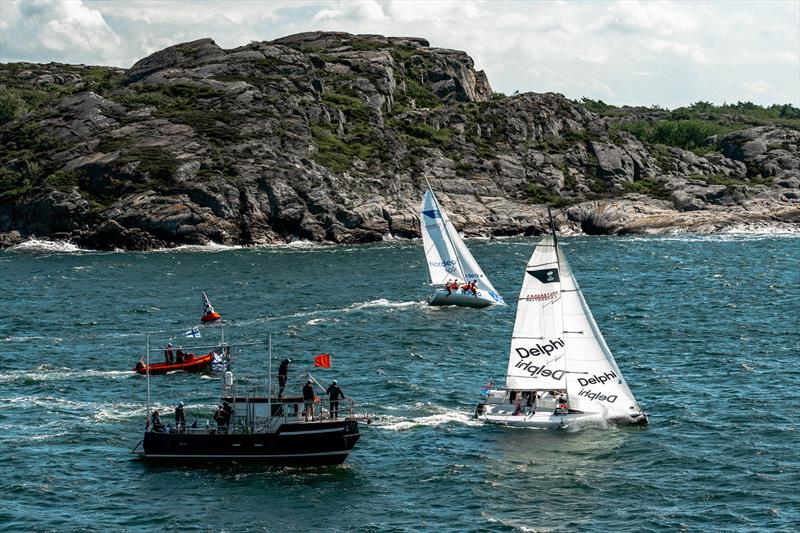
1 31 798 250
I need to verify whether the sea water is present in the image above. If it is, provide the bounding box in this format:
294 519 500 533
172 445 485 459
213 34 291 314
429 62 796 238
1 234 798 531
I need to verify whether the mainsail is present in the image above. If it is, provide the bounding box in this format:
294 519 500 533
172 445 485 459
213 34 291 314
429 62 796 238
419 190 501 296
506 235 642 419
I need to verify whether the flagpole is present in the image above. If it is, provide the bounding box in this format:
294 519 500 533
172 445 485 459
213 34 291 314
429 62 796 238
268 334 272 427
145 333 151 430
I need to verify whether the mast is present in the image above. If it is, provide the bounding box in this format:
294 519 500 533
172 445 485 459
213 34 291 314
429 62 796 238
548 206 569 399
145 333 151 429
268 333 272 418
424 177 467 282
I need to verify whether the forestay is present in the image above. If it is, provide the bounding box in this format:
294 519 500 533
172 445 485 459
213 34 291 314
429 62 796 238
506 235 642 420
419 190 501 297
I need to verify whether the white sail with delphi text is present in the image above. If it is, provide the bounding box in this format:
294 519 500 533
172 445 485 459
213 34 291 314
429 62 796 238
477 207 647 428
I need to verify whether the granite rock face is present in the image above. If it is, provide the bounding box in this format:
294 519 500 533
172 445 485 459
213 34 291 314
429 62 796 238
0 32 798 249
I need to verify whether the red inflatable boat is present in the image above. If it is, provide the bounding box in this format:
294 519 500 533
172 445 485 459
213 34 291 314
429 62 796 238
134 353 213 375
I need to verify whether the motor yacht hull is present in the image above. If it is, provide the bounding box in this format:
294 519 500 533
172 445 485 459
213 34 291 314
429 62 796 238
142 419 360 464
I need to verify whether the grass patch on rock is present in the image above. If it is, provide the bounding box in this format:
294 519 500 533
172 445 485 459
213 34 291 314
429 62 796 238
623 178 671 199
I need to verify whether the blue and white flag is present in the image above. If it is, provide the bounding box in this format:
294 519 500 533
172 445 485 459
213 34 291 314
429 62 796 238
184 326 201 338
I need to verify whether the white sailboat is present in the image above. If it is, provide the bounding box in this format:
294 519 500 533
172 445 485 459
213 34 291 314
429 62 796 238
476 209 647 429
420 188 504 308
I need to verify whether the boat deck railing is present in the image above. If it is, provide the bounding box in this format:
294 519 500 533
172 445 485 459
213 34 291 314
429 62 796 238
148 397 355 435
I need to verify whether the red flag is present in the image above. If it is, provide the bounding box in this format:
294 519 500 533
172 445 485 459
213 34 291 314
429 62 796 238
314 353 332 368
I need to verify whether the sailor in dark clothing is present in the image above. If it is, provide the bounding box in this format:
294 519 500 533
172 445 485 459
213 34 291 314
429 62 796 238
175 346 186 364
326 379 345 419
174 402 186 431
164 343 174 364
213 405 227 433
222 401 233 427
278 358 291 398
302 379 315 421
151 410 164 432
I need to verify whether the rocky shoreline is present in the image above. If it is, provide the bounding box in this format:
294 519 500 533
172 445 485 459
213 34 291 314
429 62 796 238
1 32 798 250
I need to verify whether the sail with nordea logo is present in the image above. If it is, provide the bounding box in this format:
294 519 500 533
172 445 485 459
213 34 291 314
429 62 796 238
419 189 503 308
476 209 647 429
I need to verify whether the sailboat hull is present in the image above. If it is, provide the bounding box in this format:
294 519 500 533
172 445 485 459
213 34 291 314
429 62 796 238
476 400 648 430
478 410 604 429
428 288 502 308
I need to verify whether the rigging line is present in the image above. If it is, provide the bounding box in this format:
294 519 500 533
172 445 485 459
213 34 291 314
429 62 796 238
547 205 571 401
351 405 411 461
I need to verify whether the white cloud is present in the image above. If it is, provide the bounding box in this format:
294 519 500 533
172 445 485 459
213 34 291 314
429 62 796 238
0 0 797 107
742 81 771 94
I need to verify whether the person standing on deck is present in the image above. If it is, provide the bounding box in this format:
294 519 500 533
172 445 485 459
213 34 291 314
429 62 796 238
164 343 174 364
151 410 164 432
175 402 186 431
278 358 291 398
302 380 315 421
326 380 345 419
213 405 227 433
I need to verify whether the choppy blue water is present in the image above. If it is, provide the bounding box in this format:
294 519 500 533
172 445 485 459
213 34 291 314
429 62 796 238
1 234 798 532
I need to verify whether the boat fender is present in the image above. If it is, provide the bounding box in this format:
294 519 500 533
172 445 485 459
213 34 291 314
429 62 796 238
224 371 234 386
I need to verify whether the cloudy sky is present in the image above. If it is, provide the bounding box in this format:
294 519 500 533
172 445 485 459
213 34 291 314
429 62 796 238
1 0 798 108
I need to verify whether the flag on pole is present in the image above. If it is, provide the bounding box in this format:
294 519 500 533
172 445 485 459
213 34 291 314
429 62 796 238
184 326 201 338
314 353 332 368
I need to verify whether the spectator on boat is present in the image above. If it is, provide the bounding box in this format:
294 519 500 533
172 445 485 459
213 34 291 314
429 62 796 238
213 405 227 433
326 380 345 419
175 346 186 364
278 358 291 398
151 410 164 432
175 402 186 431
164 343 174 364
222 401 233 427
135 357 145 372
302 379 315 421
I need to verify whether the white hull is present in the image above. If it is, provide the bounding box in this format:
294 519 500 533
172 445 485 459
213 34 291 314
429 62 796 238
478 410 605 430
476 389 648 430
428 288 502 308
